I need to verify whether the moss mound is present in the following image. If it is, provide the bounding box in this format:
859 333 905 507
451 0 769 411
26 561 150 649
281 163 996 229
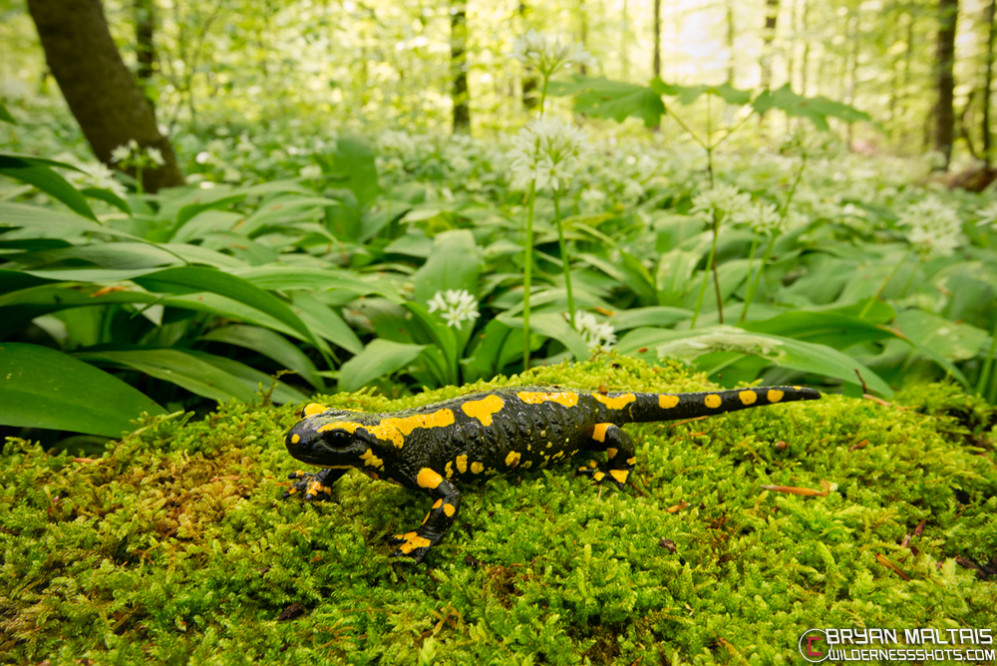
2 357 996 664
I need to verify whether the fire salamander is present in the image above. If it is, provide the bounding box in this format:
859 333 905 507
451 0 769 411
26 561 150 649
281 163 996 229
283 385 820 562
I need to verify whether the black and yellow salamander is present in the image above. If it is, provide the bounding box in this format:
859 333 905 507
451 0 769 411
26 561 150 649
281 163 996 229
283 385 820 562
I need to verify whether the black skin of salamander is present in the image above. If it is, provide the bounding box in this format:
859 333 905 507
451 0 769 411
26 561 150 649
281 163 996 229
282 385 821 563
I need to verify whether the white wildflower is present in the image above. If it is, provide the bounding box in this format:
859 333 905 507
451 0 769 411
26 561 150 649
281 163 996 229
975 201 997 228
427 289 480 330
581 188 607 206
146 147 165 166
690 183 752 221
574 311 616 353
731 201 782 235
81 162 126 197
110 144 132 164
511 30 597 76
299 164 322 180
507 116 589 191
897 197 966 257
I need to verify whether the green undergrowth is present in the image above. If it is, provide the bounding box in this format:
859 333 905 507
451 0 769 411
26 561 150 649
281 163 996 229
2 356 996 664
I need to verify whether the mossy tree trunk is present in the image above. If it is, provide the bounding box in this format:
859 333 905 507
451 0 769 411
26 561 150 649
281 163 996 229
27 0 184 192
450 0 470 134
135 0 155 97
983 0 996 167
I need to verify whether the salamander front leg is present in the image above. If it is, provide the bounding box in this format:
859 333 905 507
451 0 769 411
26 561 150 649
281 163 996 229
282 467 348 501
577 423 636 488
388 467 461 563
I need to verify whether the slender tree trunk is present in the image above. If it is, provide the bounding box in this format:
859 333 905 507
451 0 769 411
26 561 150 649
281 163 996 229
450 0 470 133
760 0 779 90
27 0 184 192
934 0 959 170
135 0 155 94
653 0 663 78
519 2 538 111
983 0 996 166
846 8 859 146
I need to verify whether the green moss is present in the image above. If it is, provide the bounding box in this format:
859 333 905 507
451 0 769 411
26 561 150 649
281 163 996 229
2 357 996 664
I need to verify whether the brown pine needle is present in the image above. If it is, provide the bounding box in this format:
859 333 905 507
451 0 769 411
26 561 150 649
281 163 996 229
876 553 911 580
760 480 832 497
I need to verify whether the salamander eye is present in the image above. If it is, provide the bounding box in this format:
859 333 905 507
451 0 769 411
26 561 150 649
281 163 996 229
321 428 355 450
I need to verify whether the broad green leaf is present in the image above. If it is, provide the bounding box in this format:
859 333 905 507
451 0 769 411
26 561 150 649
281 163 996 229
76 348 259 403
0 202 140 240
0 342 165 436
896 309 986 384
741 310 901 348
404 301 461 384
337 339 426 392
233 265 397 300
200 324 325 390
497 311 591 361
12 242 184 270
0 102 15 124
463 319 520 382
751 84 871 131
548 75 666 127
651 79 752 106
80 186 131 214
0 164 96 220
315 136 380 210
413 229 482 303
288 292 363 354
617 325 892 395
186 350 309 404
169 193 248 237
608 306 692 331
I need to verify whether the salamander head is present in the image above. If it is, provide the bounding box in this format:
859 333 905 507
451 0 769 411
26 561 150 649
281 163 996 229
285 412 372 467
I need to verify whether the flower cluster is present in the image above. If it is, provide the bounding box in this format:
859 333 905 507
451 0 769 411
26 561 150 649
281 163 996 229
427 289 480 329
574 311 616 353
510 30 596 77
508 116 589 191
690 183 752 221
110 139 165 170
896 197 966 257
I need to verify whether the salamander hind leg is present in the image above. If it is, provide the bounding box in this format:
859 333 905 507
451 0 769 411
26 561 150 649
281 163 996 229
577 423 636 489
283 467 348 501
388 467 461 563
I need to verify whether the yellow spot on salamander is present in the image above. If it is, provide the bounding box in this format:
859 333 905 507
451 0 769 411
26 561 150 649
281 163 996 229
432 499 443 509
359 449 384 469
302 403 328 417
609 469 629 484
626 456 637 465
443 503 456 517
471 462 484 474
659 394 680 409
456 454 468 474
705 394 722 409
290 433 301 444
382 409 455 437
398 532 431 555
592 423 611 443
593 393 636 410
738 390 758 406
505 451 522 467
417 467 443 489
461 394 505 426
516 391 579 408
444 461 454 478
606 447 618 459
593 471 606 482
767 389 784 403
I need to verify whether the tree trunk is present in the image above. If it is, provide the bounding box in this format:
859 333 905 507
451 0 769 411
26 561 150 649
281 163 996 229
135 0 155 94
578 0 589 76
519 2 539 111
934 0 959 170
760 0 779 90
653 0 663 78
450 0 470 134
800 0 810 94
27 0 184 192
983 0 996 166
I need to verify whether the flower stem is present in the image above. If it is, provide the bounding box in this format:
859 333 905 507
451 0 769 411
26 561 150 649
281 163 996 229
691 208 721 328
522 180 537 371
740 233 778 322
552 191 576 328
